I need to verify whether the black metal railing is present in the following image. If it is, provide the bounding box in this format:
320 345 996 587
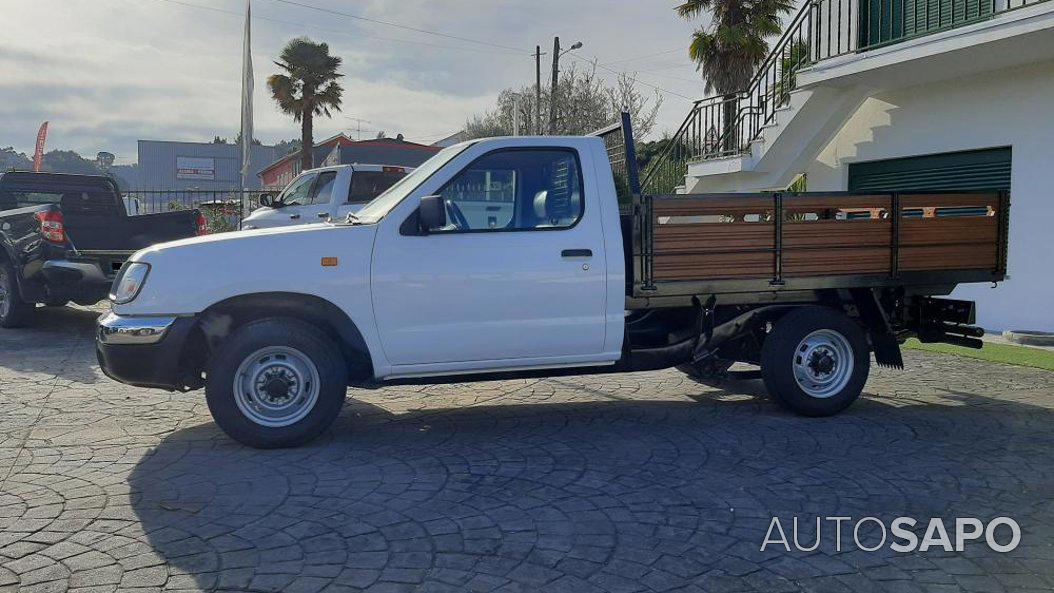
641 0 1050 194
124 190 270 233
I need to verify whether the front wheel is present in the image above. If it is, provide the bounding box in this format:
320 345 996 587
206 318 348 448
761 307 870 416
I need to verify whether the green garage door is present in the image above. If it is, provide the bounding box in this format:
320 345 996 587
848 147 1012 192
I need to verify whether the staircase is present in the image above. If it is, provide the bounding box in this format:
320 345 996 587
641 0 861 194
641 0 1054 195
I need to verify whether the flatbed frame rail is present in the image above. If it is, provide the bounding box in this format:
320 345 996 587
632 190 1010 300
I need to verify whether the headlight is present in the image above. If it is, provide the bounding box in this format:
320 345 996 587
110 262 150 304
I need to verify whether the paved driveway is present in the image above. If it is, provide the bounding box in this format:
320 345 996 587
1 306 1053 593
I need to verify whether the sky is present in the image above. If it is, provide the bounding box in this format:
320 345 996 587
0 0 707 165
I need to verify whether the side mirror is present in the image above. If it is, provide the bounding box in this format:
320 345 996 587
258 193 276 208
418 195 447 234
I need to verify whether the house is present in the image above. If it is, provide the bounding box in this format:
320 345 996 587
258 134 441 189
644 0 1054 331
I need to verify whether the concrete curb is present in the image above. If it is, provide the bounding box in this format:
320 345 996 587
1003 330 1054 347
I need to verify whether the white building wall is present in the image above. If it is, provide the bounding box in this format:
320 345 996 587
805 60 1054 332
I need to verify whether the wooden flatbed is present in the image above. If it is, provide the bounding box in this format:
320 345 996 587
628 190 1009 308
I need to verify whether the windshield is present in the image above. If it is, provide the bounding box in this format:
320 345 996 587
353 142 474 222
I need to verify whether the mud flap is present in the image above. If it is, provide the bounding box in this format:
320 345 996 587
850 288 904 369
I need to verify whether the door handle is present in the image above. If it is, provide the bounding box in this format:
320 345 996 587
317 212 329 219
561 249 592 258
290 214 300 220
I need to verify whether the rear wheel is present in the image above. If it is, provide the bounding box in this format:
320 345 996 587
206 318 348 448
0 262 33 328
761 307 870 416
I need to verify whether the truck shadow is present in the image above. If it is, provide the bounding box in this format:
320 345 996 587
127 388 1054 592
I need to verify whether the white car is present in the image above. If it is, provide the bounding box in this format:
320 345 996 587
241 164 410 229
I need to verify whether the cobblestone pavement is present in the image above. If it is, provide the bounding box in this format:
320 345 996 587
2 306 1053 593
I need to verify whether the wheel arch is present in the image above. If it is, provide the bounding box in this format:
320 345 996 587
187 292 374 384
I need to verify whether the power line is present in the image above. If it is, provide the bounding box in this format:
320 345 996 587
148 0 529 56
149 0 698 104
602 47 683 66
262 0 530 54
566 54 697 102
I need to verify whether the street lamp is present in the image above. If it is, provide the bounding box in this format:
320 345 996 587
562 41 584 56
549 39 584 134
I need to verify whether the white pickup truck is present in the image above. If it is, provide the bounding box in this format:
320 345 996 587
241 163 410 229
97 122 1006 448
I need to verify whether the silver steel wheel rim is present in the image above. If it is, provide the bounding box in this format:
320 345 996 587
792 329 854 399
233 346 321 427
0 269 10 318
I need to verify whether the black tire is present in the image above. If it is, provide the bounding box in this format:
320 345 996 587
206 318 348 448
761 306 870 417
0 261 34 328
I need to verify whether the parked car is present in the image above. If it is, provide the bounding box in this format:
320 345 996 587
97 124 1009 448
241 164 410 229
0 172 205 327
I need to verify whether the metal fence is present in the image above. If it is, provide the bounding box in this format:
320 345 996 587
124 190 270 233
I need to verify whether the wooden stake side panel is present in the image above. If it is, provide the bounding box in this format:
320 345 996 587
647 192 1002 282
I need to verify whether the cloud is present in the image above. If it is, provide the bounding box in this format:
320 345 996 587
0 0 705 163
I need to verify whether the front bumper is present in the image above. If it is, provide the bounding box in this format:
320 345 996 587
96 312 199 391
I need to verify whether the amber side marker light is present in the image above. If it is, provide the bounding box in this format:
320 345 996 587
321 257 339 267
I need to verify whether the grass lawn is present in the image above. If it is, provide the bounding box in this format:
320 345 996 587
904 338 1054 371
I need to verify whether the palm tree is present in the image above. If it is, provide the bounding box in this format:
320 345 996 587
268 37 344 172
677 0 792 150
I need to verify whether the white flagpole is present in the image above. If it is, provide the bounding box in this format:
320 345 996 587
239 0 254 190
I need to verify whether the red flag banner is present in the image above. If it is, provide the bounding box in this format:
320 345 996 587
33 121 49 172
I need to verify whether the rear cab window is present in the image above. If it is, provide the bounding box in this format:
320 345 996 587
347 169 408 204
1 188 120 215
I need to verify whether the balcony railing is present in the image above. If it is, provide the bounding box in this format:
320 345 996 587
641 0 1049 194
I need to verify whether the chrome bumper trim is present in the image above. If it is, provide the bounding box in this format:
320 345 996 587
97 312 178 345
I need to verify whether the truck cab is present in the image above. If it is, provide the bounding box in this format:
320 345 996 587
241 163 410 229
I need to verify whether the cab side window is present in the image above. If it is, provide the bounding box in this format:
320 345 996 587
278 173 317 206
436 149 582 232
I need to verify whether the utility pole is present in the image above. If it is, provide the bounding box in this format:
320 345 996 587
548 37 560 135
513 95 521 136
546 38 582 135
535 45 542 135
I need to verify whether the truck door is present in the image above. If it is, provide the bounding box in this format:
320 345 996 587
276 171 336 225
370 147 610 370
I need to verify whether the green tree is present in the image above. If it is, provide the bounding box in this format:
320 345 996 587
273 139 302 157
267 37 344 172
677 0 793 149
